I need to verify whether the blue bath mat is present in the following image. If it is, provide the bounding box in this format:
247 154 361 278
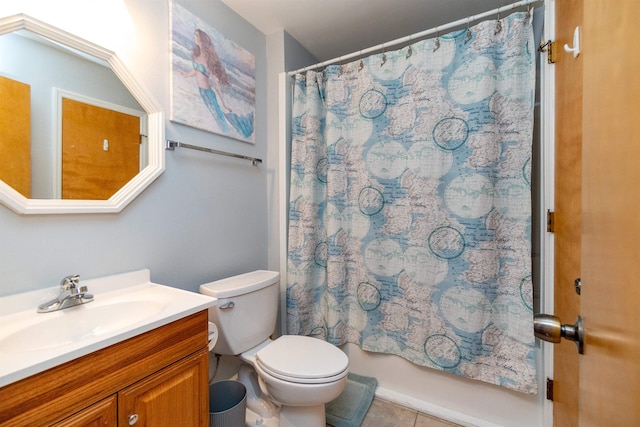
326 373 377 427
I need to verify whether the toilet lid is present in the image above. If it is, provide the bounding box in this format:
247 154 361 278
256 335 348 381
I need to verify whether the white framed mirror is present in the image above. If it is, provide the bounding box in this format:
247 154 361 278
0 13 164 214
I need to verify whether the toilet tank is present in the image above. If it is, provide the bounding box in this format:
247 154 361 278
200 270 280 355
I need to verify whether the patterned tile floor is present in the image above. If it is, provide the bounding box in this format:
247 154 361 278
327 397 464 427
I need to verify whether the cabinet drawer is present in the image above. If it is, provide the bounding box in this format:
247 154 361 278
52 395 117 427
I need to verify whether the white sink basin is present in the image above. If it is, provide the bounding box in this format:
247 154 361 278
0 300 165 353
0 269 217 388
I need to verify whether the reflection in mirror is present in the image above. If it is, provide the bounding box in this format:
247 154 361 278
0 30 147 200
0 14 164 214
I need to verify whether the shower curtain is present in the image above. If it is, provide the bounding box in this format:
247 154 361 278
286 12 536 394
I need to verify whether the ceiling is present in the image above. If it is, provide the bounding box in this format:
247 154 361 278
221 0 512 62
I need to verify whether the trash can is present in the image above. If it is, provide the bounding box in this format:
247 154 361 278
209 380 247 427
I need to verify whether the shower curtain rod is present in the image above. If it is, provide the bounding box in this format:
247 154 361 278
288 0 541 75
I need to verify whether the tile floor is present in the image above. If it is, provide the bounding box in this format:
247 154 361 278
328 397 464 427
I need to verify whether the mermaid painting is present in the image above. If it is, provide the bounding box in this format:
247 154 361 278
179 29 254 140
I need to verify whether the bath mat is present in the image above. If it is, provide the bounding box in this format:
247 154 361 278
326 373 377 427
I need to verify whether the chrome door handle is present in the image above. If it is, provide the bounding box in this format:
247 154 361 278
534 314 584 354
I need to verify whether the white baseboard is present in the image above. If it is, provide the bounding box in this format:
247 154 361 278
374 386 504 427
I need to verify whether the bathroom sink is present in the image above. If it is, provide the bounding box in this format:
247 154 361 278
0 269 217 387
0 300 165 353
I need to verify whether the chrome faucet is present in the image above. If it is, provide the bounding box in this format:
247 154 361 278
37 274 94 313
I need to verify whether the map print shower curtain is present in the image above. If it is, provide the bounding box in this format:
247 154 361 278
287 12 536 394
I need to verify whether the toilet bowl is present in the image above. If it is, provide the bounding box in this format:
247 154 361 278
243 335 348 426
200 271 349 427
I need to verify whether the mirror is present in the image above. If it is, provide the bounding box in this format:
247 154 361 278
0 14 164 214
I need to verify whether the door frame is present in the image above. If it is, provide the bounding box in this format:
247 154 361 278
540 1 556 426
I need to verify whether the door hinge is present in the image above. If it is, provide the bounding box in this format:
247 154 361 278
574 277 582 295
546 378 554 401
538 40 558 64
547 210 555 233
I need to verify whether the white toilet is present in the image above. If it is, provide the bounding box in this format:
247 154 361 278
200 270 348 427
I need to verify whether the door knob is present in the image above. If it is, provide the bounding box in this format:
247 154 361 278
533 314 584 354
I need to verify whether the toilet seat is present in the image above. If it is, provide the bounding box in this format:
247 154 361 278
256 335 348 384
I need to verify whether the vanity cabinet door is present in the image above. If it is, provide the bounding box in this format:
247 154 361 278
52 395 117 427
118 348 209 427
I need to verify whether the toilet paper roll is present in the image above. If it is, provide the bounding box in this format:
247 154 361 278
208 321 218 351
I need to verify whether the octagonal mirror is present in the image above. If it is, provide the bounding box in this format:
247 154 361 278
0 14 164 214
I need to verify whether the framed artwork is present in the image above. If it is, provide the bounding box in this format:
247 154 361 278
170 2 256 144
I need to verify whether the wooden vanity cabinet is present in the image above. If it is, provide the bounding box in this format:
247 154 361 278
0 310 210 427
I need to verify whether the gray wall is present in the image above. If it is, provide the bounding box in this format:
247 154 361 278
283 31 318 72
0 0 268 296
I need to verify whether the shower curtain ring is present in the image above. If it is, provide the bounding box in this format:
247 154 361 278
464 17 472 44
433 27 440 52
406 37 412 59
358 51 364 71
381 43 387 67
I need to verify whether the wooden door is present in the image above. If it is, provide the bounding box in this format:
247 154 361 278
553 1 583 425
62 98 140 200
578 0 640 424
554 1 640 425
118 349 209 427
0 75 31 198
